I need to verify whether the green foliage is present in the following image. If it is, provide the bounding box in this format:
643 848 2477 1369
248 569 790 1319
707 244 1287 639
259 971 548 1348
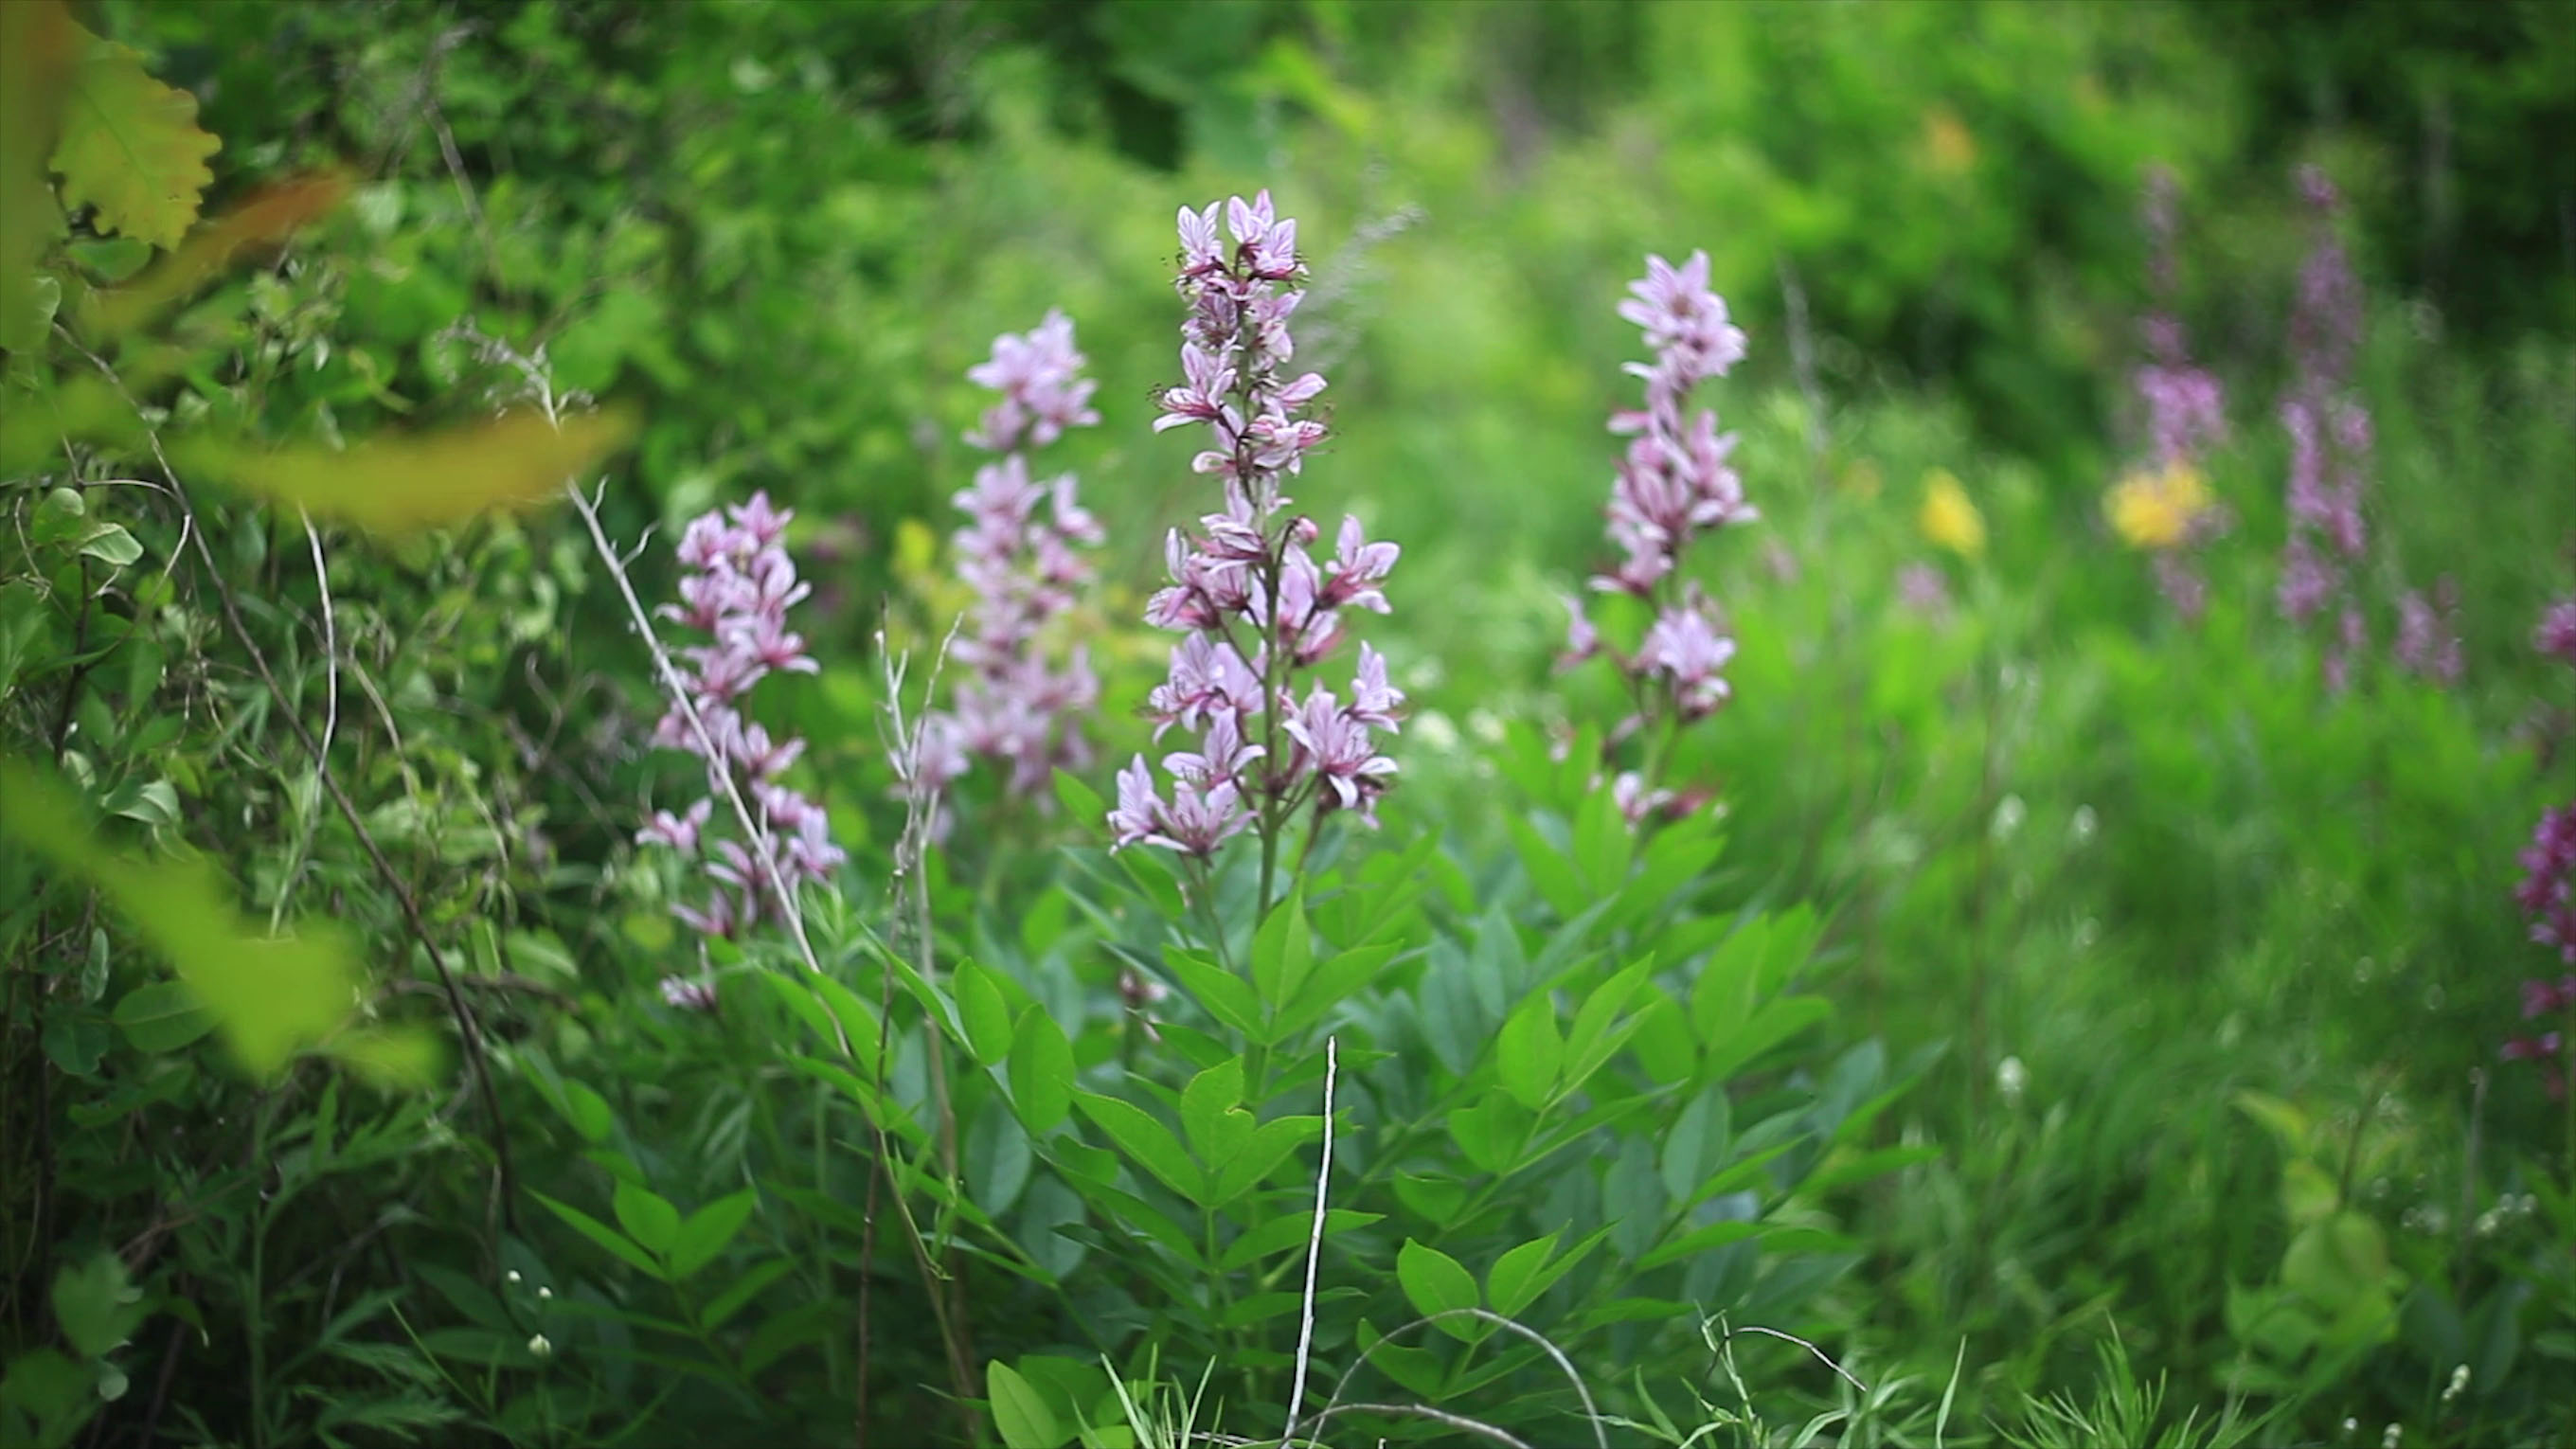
4 3 2573 1448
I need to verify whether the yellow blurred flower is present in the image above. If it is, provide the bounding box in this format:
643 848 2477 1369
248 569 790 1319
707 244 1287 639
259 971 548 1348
1920 106 1977 177
2104 460 2214 550
1918 469 1986 559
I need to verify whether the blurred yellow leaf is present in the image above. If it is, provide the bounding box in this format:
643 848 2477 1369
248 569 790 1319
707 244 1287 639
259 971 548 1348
1919 106 1977 177
48 22 221 251
1917 468 1986 559
171 406 639 535
0 0 78 354
85 170 351 337
0 754 436 1084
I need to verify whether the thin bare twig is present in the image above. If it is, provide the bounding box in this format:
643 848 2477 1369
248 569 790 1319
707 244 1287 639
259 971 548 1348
1317 1307 1606 1449
1717 1316 1871 1396
1280 1036 1338 1448
1300 1402 1533 1449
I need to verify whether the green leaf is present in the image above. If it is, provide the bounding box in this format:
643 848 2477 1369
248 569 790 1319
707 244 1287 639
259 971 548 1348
1272 942 1398 1040
1659 1086 1733 1203
111 979 214 1053
1570 778 1634 895
556 1080 615 1145
48 24 220 250
531 1191 664 1280
74 523 141 567
1218 1207 1383 1272
1160 950 1265 1042
1052 769 1104 823
1209 1114 1322 1204
1484 1233 1560 1320
1396 1238 1482 1342
1494 992 1563 1112
168 408 638 536
701 1259 794 1331
50 1252 144 1360
1075 1093 1202 1203
1248 887 1311 1011
669 1190 757 1279
1702 995 1833 1082
1637 1219 1766 1270
613 1180 682 1258
1009 1008 1076 1132
967 1103 1034 1216
1178 1059 1248 1166
986 1361 1066 1449
1507 814 1588 921
955 958 1013 1066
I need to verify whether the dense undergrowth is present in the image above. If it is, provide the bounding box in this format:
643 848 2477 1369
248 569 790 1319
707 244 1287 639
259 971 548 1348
5 3 2574 1448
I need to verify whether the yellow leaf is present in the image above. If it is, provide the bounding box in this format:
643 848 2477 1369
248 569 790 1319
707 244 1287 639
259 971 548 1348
48 23 222 251
0 0 78 353
170 406 639 535
85 170 351 337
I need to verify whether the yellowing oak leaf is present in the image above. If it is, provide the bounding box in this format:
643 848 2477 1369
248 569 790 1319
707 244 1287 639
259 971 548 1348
49 26 221 251
171 406 640 535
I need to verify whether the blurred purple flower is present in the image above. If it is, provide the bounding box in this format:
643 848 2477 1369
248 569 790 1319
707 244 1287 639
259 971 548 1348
2277 167 2376 688
2537 598 2576 668
639 492 840 942
2392 578 2464 687
919 313 1107 801
2518 805 2576 964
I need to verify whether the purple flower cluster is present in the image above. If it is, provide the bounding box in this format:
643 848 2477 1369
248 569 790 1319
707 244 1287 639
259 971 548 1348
916 311 1106 798
1109 191 1404 859
2520 805 2576 966
1562 251 1752 825
2503 974 2574 1100
638 492 846 946
2132 167 2228 621
2392 578 2464 687
2537 598 2576 668
2276 167 2375 691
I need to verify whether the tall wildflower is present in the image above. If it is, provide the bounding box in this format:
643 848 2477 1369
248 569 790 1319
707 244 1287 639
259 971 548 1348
1111 191 1403 897
2278 166 2374 690
1562 250 1754 825
637 492 845 970
916 310 1106 800
2392 578 2464 687
2505 599 2576 1098
2110 166 2226 620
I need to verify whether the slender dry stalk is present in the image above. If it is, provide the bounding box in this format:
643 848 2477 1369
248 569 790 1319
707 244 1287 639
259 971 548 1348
1280 1036 1338 1448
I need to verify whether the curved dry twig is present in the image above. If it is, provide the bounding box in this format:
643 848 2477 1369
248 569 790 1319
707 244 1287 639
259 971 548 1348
1313 1306 1606 1449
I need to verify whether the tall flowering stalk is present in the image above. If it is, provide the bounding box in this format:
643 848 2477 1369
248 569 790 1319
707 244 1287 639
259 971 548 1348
636 492 845 974
1561 250 1754 825
1110 190 1404 913
2506 601 2576 1106
2278 166 2375 691
2114 167 2227 620
916 310 1106 801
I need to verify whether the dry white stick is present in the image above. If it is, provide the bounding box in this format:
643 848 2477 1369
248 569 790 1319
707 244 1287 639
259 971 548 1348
1280 1035 1338 1448
300 508 338 760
